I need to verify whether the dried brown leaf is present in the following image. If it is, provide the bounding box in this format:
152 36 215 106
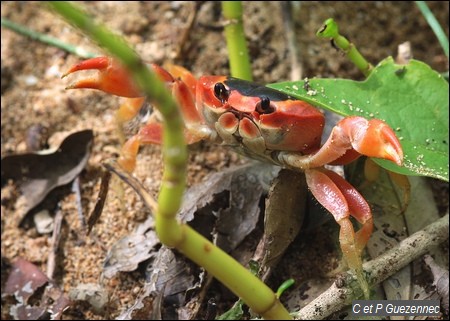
68 283 109 314
103 216 159 279
1 130 93 224
255 169 307 279
181 162 280 252
4 258 71 320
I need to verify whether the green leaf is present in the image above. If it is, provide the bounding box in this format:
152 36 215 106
268 57 449 181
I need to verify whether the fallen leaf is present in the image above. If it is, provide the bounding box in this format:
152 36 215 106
103 215 159 279
4 257 71 320
254 169 307 280
181 162 280 252
1 130 93 224
115 247 198 320
69 283 109 314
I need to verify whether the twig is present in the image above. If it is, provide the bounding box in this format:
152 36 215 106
87 171 112 235
47 207 64 279
103 162 157 213
173 2 203 62
72 177 87 231
294 213 449 320
1 17 97 59
281 1 303 80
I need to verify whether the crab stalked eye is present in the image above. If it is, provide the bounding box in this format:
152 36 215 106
256 96 276 114
214 82 229 103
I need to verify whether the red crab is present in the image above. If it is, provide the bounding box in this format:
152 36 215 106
63 57 403 296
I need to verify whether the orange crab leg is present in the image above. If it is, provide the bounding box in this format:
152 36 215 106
118 122 164 172
118 117 210 173
305 167 373 297
322 169 373 253
115 97 147 124
164 64 198 98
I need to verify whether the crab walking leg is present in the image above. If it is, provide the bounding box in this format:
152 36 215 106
114 97 147 144
116 98 146 125
117 122 163 172
279 116 403 169
305 168 373 298
323 169 373 250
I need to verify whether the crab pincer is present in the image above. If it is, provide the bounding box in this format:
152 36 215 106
62 56 175 98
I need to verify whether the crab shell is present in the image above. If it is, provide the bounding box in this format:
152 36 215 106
196 76 324 157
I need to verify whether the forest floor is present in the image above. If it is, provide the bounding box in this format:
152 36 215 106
1 1 448 320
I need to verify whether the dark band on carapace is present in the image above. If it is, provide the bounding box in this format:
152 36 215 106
224 77 292 102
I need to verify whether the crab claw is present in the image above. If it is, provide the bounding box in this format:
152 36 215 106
63 57 141 98
279 116 403 170
347 117 403 166
63 57 176 98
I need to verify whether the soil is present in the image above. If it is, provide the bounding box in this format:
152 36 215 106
1 1 448 320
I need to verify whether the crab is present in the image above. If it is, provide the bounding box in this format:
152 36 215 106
63 56 403 297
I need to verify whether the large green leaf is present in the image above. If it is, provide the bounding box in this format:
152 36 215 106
268 57 449 181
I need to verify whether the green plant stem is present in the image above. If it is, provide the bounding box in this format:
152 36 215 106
48 2 291 319
45 3 188 245
276 278 295 299
179 226 291 319
105 161 293 320
317 18 373 77
415 1 449 59
1 17 97 59
221 1 253 81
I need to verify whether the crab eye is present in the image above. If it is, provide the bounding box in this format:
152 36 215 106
214 82 229 103
256 96 276 114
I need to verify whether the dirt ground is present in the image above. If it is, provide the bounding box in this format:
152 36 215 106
1 1 449 320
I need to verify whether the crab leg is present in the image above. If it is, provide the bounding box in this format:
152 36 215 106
305 167 373 297
279 116 403 169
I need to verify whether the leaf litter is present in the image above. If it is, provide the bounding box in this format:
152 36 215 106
2 2 448 319
3 257 71 320
1 130 94 225
102 161 282 318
